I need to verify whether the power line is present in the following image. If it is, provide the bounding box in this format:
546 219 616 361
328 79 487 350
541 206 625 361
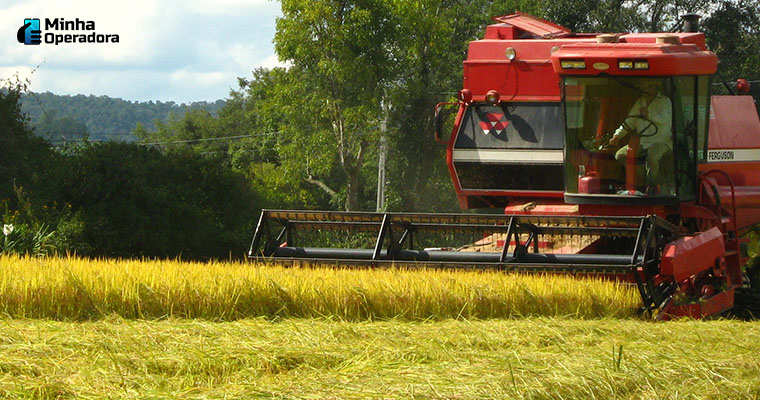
44 132 279 146
138 132 280 146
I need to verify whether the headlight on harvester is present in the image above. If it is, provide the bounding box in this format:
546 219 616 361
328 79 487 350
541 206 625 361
634 60 649 70
457 88 473 103
485 90 500 105
619 60 649 70
505 47 516 61
561 60 586 69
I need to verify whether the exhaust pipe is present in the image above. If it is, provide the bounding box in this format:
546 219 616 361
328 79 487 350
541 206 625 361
681 13 700 33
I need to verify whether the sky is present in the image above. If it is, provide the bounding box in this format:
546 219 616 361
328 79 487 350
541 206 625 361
0 0 284 103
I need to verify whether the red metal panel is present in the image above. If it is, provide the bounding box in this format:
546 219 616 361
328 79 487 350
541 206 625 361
491 12 571 39
620 32 707 50
659 289 734 320
699 162 760 185
733 209 760 234
707 96 760 149
467 39 594 61
716 186 760 208
463 61 559 100
660 227 724 282
465 39 599 99
577 204 671 218
484 24 517 40
551 43 717 76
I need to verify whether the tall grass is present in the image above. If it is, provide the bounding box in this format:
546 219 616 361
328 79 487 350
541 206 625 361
0 254 640 320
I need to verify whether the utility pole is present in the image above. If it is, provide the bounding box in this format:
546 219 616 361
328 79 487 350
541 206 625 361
376 98 388 212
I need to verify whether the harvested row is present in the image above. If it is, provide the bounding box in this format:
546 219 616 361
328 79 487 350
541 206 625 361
1 318 759 398
0 255 640 320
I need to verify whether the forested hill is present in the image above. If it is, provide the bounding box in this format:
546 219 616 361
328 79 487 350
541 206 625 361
19 92 226 141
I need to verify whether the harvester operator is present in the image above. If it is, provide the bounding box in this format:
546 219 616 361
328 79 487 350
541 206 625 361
607 79 673 194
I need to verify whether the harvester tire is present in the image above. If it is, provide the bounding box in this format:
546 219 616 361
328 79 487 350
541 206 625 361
732 287 760 320
746 256 760 294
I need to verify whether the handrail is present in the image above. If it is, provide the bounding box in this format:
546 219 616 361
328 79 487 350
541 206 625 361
701 169 739 240
433 102 461 144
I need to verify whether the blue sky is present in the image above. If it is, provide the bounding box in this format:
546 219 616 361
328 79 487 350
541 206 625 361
1 0 283 103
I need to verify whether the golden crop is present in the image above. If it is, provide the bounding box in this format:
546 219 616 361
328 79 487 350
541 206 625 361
0 254 640 320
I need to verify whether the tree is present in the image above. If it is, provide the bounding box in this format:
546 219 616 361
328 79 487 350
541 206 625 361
541 0 714 33
703 0 760 108
0 76 55 207
221 68 282 170
273 0 395 211
33 109 89 141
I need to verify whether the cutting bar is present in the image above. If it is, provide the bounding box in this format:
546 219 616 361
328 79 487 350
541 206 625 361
248 210 673 270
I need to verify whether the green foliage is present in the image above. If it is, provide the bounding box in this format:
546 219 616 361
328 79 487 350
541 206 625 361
20 91 225 139
247 162 332 210
33 109 89 141
57 142 258 259
221 69 283 169
0 187 84 257
273 0 396 210
2 75 264 260
135 69 281 169
703 0 760 110
0 77 84 257
540 0 714 33
0 222 55 257
0 78 56 209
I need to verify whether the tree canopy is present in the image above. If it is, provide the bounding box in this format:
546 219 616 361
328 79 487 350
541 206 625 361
134 0 760 215
20 92 225 142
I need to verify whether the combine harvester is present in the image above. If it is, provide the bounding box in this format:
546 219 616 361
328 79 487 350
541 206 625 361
250 13 760 319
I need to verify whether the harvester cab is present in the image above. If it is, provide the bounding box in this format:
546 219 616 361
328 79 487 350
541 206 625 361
250 13 760 319
553 36 714 205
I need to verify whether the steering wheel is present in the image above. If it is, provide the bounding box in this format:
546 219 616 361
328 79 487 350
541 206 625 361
595 130 616 151
597 115 660 151
620 115 658 138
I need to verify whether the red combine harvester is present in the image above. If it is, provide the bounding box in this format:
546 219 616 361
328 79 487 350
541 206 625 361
249 13 760 319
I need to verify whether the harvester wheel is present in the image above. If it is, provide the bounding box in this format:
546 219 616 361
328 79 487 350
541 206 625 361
731 257 760 319
732 287 760 320
746 256 760 294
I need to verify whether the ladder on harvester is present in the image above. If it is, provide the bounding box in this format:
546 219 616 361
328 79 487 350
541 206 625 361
700 170 760 318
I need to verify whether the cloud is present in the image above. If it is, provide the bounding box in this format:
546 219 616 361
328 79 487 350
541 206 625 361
0 0 283 102
258 54 290 69
0 66 247 102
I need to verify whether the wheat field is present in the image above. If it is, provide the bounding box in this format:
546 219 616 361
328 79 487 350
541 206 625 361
3 255 760 399
0 254 640 320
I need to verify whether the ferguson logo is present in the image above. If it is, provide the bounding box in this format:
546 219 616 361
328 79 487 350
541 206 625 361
707 150 734 161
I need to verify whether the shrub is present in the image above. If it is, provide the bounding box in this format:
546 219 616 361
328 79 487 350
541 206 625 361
57 142 258 259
